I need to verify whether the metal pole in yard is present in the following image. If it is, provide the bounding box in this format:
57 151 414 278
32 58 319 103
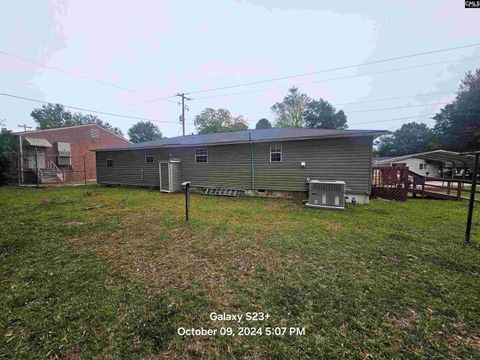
185 182 190 222
465 153 479 246
84 155 87 186
34 147 39 189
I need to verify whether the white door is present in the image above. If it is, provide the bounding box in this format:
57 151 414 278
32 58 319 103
27 149 46 169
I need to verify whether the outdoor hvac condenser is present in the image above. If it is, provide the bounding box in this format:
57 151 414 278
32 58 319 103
306 180 346 210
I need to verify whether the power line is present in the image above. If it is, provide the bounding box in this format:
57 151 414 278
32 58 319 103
0 50 178 104
184 42 480 95
334 90 457 107
0 92 194 125
348 102 448 114
237 92 455 118
192 56 480 101
349 114 437 126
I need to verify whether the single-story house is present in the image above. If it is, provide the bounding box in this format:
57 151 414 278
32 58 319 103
372 150 473 177
16 124 131 183
94 128 385 204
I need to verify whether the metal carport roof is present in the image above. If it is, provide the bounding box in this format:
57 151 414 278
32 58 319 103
374 150 475 168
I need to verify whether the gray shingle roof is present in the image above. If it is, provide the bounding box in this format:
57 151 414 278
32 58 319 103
94 128 386 152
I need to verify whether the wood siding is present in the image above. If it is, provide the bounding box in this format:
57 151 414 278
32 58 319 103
96 136 373 194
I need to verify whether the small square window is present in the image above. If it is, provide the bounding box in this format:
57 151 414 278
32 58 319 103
106 152 113 167
195 148 208 163
145 152 154 163
270 143 282 162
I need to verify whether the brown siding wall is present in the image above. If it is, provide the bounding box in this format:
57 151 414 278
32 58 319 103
96 136 373 194
254 137 373 194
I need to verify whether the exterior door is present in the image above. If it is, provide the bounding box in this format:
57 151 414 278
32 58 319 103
37 149 46 169
27 148 46 169
159 162 170 192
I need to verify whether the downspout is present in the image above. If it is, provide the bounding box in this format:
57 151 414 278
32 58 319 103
249 132 255 190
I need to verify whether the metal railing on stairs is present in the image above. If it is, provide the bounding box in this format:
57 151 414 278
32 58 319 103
46 160 65 181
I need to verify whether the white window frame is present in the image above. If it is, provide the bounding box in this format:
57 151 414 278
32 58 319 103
106 152 113 167
195 148 208 163
270 143 282 163
145 151 154 163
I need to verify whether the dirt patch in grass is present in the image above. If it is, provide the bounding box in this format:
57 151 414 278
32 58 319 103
388 309 419 329
72 210 292 312
319 219 342 231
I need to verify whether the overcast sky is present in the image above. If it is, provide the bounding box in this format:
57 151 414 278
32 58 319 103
1 0 479 138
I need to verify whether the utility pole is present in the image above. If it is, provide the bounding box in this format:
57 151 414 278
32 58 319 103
18 124 32 132
176 93 191 136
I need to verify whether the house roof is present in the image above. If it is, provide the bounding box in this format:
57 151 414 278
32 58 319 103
24 137 52 148
373 150 475 168
94 128 386 152
15 124 131 143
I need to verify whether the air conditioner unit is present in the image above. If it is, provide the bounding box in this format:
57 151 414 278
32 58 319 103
306 180 346 210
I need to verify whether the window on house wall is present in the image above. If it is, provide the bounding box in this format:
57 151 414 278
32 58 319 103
91 127 99 138
145 151 154 163
195 148 208 163
106 152 113 167
270 143 282 162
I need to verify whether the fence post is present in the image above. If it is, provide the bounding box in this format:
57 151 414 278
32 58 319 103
34 147 39 189
16 153 20 187
84 155 87 186
465 153 479 245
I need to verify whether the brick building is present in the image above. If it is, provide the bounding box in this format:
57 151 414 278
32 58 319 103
16 124 131 183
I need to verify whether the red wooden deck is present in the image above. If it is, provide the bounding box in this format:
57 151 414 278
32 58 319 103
372 167 467 201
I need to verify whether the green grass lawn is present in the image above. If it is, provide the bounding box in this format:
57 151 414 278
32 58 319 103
1 186 480 359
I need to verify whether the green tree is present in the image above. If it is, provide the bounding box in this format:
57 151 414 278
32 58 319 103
375 122 434 156
0 129 18 185
30 104 123 137
128 121 162 143
194 108 248 134
433 69 480 151
255 118 272 129
31 103 74 129
271 87 310 128
304 99 348 129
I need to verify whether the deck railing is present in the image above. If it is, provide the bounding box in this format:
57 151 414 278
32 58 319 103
371 167 409 200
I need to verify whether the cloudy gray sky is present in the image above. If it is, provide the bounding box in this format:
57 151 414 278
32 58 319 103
1 0 479 137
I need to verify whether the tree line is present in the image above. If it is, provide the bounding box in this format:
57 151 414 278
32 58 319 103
193 86 347 134
375 69 480 156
